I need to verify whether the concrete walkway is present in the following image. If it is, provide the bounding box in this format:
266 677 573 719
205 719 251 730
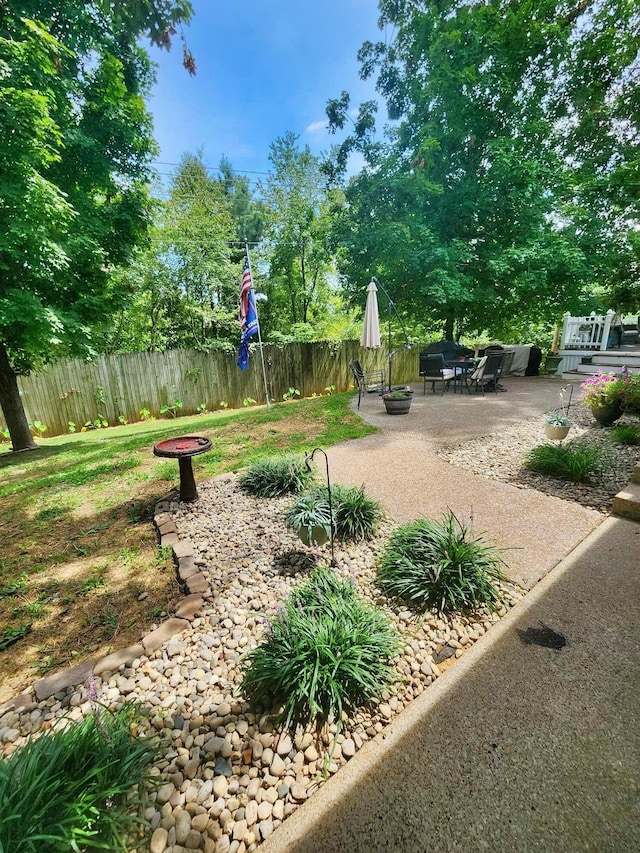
260 376 640 852
262 516 640 853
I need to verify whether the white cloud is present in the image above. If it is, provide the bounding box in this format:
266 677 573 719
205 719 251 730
305 119 328 134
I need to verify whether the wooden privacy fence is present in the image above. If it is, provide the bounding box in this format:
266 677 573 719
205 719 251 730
3 341 421 438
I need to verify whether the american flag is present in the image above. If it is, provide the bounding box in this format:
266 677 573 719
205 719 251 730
237 255 259 371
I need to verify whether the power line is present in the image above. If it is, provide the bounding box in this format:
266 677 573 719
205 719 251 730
151 160 272 177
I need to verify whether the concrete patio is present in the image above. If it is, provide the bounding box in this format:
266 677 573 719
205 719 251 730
327 375 602 589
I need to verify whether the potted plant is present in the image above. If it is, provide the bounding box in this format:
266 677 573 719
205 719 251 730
579 371 625 426
285 492 332 547
382 389 413 415
544 412 571 441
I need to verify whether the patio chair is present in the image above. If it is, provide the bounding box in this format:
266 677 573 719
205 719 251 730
494 349 514 391
420 353 456 396
349 360 386 409
465 352 505 395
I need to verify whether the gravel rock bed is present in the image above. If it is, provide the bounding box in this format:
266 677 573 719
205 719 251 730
1 475 523 853
441 407 640 514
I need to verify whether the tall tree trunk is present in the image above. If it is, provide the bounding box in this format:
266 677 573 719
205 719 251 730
0 342 37 451
444 308 455 341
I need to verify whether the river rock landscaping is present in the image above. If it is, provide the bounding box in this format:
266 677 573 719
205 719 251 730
0 473 522 853
441 407 640 514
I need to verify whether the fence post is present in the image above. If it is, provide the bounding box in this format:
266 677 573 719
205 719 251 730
601 309 615 351
560 312 571 349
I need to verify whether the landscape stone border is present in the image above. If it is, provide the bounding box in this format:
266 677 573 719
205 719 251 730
0 490 207 713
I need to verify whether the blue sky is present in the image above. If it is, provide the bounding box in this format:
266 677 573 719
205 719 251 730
146 0 383 185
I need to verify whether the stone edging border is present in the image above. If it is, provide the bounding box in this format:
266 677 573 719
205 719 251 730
0 490 206 713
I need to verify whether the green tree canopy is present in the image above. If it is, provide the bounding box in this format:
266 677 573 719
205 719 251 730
258 132 340 338
106 152 241 352
0 0 193 450
327 0 639 341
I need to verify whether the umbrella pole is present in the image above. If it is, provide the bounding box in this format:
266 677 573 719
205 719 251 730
388 300 393 390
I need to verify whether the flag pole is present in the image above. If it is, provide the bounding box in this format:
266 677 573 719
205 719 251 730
245 242 270 408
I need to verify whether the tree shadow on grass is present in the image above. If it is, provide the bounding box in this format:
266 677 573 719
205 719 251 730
0 484 181 705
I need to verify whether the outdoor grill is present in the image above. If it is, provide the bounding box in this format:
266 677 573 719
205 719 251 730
420 341 474 373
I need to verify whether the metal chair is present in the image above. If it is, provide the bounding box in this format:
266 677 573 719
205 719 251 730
420 353 456 395
349 360 386 408
465 353 505 395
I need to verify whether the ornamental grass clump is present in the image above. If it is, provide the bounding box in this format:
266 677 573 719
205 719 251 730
331 484 382 541
0 703 159 853
610 424 640 446
376 511 504 614
526 442 601 483
286 485 382 543
237 453 316 497
241 568 400 731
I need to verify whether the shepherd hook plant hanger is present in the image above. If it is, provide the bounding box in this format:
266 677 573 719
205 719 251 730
304 447 336 566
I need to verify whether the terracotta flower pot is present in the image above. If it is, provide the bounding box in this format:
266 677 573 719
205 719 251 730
590 401 623 426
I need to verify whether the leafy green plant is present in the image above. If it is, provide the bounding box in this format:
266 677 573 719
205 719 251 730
83 415 108 430
196 402 208 414
0 623 31 651
241 568 399 731
282 387 301 401
324 385 336 395
94 385 107 408
67 421 76 434
611 423 640 445
139 408 154 421
0 703 160 853
117 415 128 425
285 490 333 545
238 453 317 498
29 420 47 436
243 397 257 407
0 574 28 598
383 390 411 399
218 401 229 409
376 511 505 613
286 485 382 543
332 484 382 541
1 427 10 442
160 399 183 418
525 443 601 482
545 412 571 427
184 367 202 383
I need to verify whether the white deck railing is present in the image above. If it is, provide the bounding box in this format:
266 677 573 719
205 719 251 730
560 310 615 351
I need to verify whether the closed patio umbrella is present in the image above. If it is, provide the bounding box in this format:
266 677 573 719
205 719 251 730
360 279 381 348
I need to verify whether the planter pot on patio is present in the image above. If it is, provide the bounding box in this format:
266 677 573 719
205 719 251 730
383 394 412 415
590 401 623 426
544 424 571 441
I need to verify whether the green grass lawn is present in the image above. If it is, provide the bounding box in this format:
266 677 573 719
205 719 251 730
0 393 376 703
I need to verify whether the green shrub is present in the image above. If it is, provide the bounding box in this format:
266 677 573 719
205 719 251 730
286 485 382 543
376 511 504 613
0 703 159 853
241 568 400 730
525 442 601 482
238 453 316 497
332 484 382 541
610 423 640 445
